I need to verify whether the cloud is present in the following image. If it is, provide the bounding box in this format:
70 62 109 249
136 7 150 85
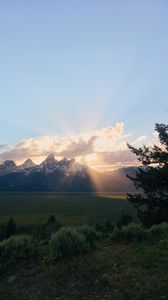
0 137 61 161
80 150 139 172
57 136 97 158
0 122 152 171
132 135 148 146
96 150 137 164
0 144 8 151
0 144 9 160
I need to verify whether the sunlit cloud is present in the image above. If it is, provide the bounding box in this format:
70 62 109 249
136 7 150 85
0 144 7 149
132 135 148 146
0 144 9 153
0 122 155 172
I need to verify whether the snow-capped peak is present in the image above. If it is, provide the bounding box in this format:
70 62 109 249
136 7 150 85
38 153 58 173
19 159 36 169
44 153 56 163
2 160 16 169
0 160 17 175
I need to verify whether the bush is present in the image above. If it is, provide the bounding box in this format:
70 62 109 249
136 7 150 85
111 223 148 242
39 239 49 246
0 234 35 259
17 224 46 242
116 213 133 228
50 227 88 259
148 223 168 239
110 226 125 242
94 220 114 235
104 219 115 232
122 223 148 241
77 225 101 242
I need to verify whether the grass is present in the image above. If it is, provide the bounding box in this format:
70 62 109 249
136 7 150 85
1 192 167 299
1 239 168 299
0 192 133 225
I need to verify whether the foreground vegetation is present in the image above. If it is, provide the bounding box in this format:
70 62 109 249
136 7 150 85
1 190 168 299
1 215 168 299
1 239 168 299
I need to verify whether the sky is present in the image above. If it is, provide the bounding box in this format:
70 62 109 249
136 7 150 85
0 1 168 171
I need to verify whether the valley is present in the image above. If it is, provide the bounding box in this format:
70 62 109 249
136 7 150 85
0 192 133 225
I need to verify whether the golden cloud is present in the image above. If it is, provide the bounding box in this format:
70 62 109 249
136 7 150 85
0 123 156 172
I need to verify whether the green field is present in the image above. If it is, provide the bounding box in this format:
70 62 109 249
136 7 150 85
1 192 168 300
0 192 134 225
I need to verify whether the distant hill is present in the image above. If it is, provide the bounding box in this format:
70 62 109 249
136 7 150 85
102 167 137 192
0 154 137 192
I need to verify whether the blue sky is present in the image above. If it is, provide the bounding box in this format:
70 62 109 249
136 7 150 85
0 1 168 169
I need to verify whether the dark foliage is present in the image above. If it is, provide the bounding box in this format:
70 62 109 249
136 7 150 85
6 217 16 238
127 123 168 226
0 223 6 241
17 217 62 242
50 227 89 259
45 215 62 237
116 213 133 228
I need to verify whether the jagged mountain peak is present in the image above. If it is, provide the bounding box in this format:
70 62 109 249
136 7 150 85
20 159 36 169
45 153 56 161
2 160 16 169
59 158 73 165
0 160 17 175
39 153 58 173
0 157 137 192
2 159 16 166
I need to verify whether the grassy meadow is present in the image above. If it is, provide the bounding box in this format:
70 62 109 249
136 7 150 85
0 192 133 225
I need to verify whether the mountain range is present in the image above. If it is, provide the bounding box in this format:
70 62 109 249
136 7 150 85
0 154 137 192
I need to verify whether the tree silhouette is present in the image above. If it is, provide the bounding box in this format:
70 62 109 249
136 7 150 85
127 123 168 226
6 217 16 238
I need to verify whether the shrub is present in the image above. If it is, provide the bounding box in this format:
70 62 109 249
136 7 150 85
77 225 101 249
116 213 133 228
10 217 62 243
95 223 105 232
94 220 114 234
104 219 115 232
122 223 148 241
148 223 168 239
39 239 49 246
50 227 88 259
0 234 35 259
77 225 101 242
17 224 46 241
110 226 125 242
111 223 148 242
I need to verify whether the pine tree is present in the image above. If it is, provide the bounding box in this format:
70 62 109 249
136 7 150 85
127 123 168 226
6 217 16 238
